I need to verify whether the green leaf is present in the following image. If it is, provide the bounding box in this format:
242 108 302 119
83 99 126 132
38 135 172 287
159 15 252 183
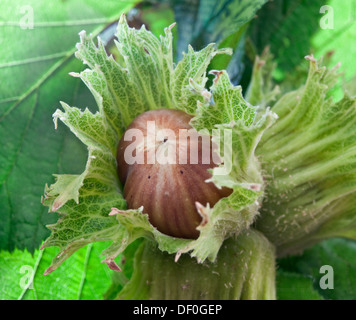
312 0 356 84
168 0 267 57
312 0 356 100
276 271 324 300
248 0 327 74
0 242 114 300
278 238 356 300
0 0 138 252
255 56 356 256
166 0 268 85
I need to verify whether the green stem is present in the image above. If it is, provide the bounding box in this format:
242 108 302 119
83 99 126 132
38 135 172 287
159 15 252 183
116 229 276 300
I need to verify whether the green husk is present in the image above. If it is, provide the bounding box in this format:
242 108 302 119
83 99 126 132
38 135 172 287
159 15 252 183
117 229 276 300
251 54 356 256
42 14 275 274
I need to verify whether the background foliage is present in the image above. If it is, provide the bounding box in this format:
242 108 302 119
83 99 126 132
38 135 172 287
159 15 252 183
0 0 356 300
